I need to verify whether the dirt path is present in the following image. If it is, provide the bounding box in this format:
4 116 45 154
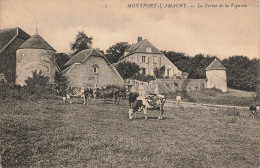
166 99 249 110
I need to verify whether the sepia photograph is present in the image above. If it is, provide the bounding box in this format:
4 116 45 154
0 0 259 167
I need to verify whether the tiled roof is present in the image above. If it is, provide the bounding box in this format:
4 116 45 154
119 39 161 60
206 58 226 71
64 49 109 66
0 27 30 53
19 34 55 51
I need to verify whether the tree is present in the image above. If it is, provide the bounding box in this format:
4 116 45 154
222 56 259 91
163 51 216 79
154 66 165 78
55 53 70 70
70 31 93 56
105 42 130 63
116 61 140 80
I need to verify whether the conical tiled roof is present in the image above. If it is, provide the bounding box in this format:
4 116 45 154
19 34 55 51
206 58 226 71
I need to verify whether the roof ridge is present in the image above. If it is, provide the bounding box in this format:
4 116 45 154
0 34 18 54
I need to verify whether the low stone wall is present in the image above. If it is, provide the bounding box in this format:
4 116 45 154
156 79 206 92
125 78 206 95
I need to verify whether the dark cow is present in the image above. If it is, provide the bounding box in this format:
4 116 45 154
114 88 127 104
96 87 127 104
128 92 166 120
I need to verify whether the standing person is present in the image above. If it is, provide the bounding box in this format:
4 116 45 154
154 83 159 95
138 83 146 96
137 83 152 108
176 93 182 107
93 87 97 99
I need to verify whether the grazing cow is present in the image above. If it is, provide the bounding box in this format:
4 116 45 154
96 87 114 103
96 87 126 104
128 93 166 120
64 87 92 105
249 103 258 118
114 88 127 104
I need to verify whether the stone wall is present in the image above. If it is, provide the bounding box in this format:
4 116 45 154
126 78 206 95
16 49 57 85
157 79 206 92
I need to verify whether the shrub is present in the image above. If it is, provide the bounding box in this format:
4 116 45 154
132 74 155 83
54 71 68 96
23 70 56 99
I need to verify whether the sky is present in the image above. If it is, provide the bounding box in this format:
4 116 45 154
0 0 259 59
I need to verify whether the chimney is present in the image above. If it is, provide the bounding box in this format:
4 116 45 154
137 36 142 43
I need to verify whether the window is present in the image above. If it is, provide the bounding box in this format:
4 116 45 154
93 65 99 74
167 69 170 76
142 68 146 75
142 56 146 63
153 56 157 64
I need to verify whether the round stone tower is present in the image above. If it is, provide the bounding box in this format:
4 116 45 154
205 58 227 92
16 33 57 86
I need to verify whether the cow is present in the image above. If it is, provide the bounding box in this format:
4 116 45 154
96 86 127 104
114 87 127 104
63 87 92 105
128 92 166 120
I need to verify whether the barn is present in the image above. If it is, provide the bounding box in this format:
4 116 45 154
206 58 227 92
16 32 58 86
62 49 124 88
0 27 30 83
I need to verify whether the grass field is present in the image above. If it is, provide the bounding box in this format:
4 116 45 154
175 88 257 106
0 98 259 168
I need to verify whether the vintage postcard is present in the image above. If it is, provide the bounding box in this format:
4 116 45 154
0 0 259 167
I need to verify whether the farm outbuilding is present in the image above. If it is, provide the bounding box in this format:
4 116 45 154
62 49 124 88
206 58 227 92
16 32 58 86
0 27 30 83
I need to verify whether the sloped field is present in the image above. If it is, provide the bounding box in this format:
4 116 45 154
0 99 259 167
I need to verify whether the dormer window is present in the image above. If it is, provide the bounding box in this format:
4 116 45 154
93 65 99 74
146 47 152 52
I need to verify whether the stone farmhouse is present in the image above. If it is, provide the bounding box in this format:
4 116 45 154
0 27 30 83
205 58 227 92
62 49 124 88
118 37 182 78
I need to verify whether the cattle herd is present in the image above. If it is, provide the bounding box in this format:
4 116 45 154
61 86 166 120
59 86 259 120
